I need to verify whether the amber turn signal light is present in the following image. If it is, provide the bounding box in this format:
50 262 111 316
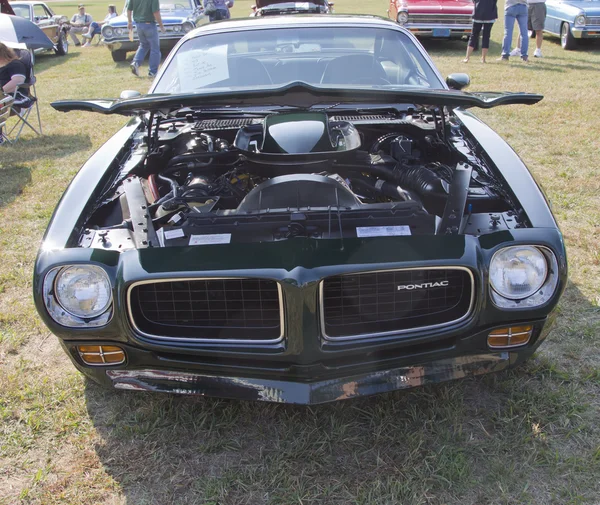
487 325 533 348
77 345 125 365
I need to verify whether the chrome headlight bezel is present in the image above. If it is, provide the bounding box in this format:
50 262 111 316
489 246 559 309
397 11 409 24
102 26 114 38
575 14 586 26
43 265 113 327
182 21 194 33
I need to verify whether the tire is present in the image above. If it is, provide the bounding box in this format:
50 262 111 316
55 31 68 56
561 22 577 50
111 50 127 62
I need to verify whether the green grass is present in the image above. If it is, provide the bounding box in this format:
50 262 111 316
1 1 600 503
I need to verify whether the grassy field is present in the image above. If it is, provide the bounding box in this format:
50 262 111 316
1 1 600 503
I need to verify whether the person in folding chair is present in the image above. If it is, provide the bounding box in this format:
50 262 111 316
0 42 40 142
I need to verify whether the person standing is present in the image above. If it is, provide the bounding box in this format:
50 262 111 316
463 0 498 63
510 0 546 58
127 0 165 78
498 0 529 61
203 0 233 22
69 4 93 46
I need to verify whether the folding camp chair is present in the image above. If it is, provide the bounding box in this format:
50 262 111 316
0 94 15 145
6 49 42 142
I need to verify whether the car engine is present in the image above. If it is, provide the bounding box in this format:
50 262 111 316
78 109 527 250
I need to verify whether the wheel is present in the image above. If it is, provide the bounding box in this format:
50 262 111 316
55 31 68 56
111 49 127 62
561 22 577 50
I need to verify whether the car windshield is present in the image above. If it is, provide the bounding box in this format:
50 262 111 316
153 26 443 94
11 4 32 19
159 0 194 11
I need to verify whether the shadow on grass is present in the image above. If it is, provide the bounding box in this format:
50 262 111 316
83 284 600 504
0 133 92 208
33 51 81 73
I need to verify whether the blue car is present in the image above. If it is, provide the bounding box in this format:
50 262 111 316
544 0 600 49
102 0 207 62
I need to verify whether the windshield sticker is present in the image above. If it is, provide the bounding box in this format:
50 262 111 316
189 233 232 245
356 226 411 237
177 45 229 90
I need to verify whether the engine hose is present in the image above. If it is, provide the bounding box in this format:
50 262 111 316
350 176 409 201
340 160 447 196
166 149 236 169
158 174 180 197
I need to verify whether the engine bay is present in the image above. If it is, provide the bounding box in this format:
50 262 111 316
78 108 527 250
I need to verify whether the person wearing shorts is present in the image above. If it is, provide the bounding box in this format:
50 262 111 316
510 0 546 58
528 0 547 57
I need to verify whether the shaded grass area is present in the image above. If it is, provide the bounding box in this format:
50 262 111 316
1 1 600 503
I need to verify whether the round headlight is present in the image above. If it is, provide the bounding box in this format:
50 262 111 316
490 246 548 300
54 266 112 318
103 27 114 38
397 11 409 24
114 27 124 36
173 25 181 32
182 22 194 33
575 14 586 26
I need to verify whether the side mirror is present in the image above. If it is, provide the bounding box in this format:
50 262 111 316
446 73 470 90
120 90 142 99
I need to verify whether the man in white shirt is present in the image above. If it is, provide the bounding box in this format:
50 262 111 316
69 4 93 46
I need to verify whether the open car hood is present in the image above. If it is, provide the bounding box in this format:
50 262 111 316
51 83 543 116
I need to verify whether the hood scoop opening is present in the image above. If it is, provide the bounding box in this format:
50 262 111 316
233 112 361 164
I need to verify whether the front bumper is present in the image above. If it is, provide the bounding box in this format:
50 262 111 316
105 37 180 53
404 24 472 38
104 352 515 404
572 26 600 39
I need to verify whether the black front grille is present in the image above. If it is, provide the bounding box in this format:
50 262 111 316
321 269 473 339
129 279 281 341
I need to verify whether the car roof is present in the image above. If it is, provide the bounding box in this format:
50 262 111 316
185 14 401 38
10 2 46 6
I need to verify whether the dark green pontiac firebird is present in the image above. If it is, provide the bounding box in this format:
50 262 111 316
34 16 567 404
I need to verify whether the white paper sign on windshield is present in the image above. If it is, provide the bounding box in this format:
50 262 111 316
177 45 229 90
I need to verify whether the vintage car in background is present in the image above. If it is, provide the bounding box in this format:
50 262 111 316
543 0 600 49
9 1 69 56
38 16 567 405
388 0 473 39
250 0 333 16
101 0 205 62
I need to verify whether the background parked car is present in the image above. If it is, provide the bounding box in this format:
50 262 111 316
388 0 473 39
250 0 334 16
9 1 69 56
543 0 600 49
101 0 206 62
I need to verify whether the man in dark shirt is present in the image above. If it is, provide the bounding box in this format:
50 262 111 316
127 0 165 78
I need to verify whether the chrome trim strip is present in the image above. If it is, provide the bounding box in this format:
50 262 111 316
127 277 285 345
319 266 476 342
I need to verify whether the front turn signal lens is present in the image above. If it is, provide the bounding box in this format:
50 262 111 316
77 345 125 365
488 325 533 348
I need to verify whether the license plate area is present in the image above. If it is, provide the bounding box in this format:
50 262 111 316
433 28 451 37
